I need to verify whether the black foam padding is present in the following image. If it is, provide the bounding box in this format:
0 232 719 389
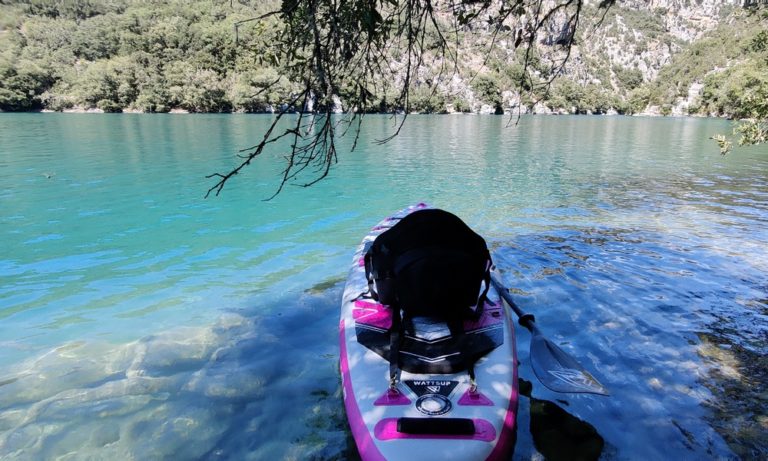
396 417 475 435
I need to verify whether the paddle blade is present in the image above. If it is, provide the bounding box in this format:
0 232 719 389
529 334 610 396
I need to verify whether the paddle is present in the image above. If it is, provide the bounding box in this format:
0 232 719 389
490 272 610 396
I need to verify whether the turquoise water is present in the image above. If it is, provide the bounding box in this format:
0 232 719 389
1 113 766 459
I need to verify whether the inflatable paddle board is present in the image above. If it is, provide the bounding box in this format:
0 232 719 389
339 204 519 460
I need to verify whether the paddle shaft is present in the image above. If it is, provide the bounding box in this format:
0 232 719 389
490 273 537 332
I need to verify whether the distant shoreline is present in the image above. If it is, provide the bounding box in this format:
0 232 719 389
1 107 724 119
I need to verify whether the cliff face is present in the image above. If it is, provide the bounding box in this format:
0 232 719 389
506 0 763 116
430 0 758 115
582 0 738 79
626 0 737 39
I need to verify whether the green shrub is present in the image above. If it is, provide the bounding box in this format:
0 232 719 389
613 66 644 91
0 59 54 110
97 99 122 112
409 85 446 113
451 97 471 113
471 74 502 107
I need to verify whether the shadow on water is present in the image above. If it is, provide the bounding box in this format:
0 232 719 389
518 378 604 461
492 219 767 460
195 283 356 461
698 321 768 458
0 280 353 461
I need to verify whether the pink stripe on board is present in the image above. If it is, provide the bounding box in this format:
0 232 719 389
484 319 520 461
373 418 496 442
483 391 518 460
339 321 387 461
358 257 366 267
353 300 393 330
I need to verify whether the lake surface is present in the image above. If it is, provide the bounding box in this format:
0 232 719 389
1 114 766 460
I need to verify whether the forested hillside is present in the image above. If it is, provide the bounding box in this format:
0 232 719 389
0 0 766 117
0 0 290 113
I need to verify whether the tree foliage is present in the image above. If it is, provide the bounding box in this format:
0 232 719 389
0 0 282 114
701 10 768 153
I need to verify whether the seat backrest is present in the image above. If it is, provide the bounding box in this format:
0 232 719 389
365 209 490 321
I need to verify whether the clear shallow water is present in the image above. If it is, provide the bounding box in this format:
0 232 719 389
1 114 766 460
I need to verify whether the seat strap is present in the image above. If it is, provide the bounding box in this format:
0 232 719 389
364 250 379 301
472 255 492 318
468 360 478 392
388 307 402 388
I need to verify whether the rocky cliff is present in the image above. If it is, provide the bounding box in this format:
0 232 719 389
540 0 764 116
439 0 765 116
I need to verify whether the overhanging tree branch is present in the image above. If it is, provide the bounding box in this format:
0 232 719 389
207 0 614 198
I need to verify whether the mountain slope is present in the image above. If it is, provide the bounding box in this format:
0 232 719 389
0 0 765 117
